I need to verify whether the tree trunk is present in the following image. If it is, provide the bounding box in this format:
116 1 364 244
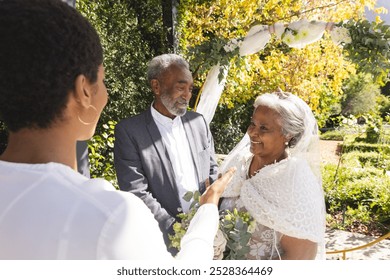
161 0 179 52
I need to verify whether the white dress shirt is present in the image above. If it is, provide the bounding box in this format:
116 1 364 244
151 106 198 213
0 160 219 260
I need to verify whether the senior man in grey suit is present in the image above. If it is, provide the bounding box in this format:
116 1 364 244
114 54 218 255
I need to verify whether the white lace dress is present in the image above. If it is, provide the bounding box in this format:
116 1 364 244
221 152 326 260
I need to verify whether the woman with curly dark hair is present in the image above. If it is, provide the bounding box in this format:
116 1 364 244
0 0 234 260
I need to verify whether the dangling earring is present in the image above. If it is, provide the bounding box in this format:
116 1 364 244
78 105 98 125
285 141 291 157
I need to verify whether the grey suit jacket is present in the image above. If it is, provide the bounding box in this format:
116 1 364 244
114 107 218 249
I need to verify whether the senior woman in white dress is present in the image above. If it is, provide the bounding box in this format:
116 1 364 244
0 0 234 260
220 91 326 260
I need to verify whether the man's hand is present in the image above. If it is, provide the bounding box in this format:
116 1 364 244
199 167 236 206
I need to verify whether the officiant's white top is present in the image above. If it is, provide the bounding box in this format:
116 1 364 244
0 160 218 260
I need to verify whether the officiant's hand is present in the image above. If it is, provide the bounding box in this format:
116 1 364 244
199 167 236 206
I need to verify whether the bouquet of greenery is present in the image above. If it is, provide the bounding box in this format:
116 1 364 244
168 191 200 250
219 208 256 260
168 191 256 260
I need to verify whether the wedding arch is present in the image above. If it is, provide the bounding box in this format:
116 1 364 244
193 19 390 124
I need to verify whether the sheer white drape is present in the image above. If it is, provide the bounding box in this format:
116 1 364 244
194 64 228 125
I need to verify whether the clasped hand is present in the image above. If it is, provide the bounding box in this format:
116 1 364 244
199 167 236 206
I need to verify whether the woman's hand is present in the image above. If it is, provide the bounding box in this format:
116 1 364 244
199 167 236 206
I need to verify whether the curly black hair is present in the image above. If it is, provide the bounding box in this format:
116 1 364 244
0 0 103 132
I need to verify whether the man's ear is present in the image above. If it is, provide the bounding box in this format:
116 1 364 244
74 74 92 108
150 79 160 95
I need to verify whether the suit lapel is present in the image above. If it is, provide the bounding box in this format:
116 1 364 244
145 108 180 198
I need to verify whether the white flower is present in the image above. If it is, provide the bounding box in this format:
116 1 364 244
282 19 327 48
247 220 257 234
282 29 295 45
330 26 352 46
223 38 240 52
299 26 310 39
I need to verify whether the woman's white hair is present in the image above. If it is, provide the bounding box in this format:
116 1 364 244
220 90 321 183
253 91 316 149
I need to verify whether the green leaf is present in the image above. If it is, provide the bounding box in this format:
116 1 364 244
183 191 194 202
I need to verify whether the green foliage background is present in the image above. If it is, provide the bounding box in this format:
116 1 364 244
341 73 381 116
322 141 390 234
0 0 389 234
77 0 172 126
76 0 174 182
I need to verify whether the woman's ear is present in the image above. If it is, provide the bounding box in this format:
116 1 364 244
73 74 93 108
284 134 293 146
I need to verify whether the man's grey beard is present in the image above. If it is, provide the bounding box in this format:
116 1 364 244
160 92 188 117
